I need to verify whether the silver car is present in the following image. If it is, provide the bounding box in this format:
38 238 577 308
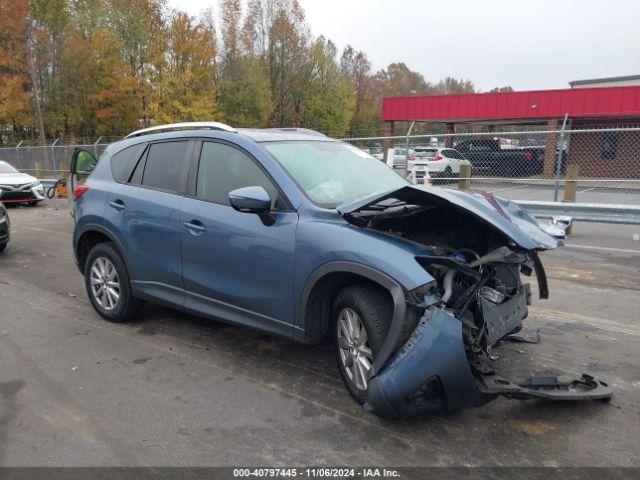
0 161 45 206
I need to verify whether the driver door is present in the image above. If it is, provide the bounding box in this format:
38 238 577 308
180 140 299 336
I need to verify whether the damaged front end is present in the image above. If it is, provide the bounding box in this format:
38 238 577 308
338 185 613 419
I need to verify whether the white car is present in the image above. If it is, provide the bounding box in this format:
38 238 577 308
409 147 470 178
0 161 45 206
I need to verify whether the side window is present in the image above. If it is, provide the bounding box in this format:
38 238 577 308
196 142 281 209
141 141 189 192
110 144 144 183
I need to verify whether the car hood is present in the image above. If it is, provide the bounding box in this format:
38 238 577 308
0 172 38 186
337 185 560 251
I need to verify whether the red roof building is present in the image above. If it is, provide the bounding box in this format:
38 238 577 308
380 83 640 177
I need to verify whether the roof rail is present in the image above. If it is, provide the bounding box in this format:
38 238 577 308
125 122 236 139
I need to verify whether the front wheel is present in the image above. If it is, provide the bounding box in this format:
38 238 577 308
0 241 7 253
332 284 392 404
84 242 140 323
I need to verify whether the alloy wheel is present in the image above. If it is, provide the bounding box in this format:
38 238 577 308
89 256 120 311
337 307 374 391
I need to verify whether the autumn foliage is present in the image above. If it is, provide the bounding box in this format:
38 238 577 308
0 0 478 143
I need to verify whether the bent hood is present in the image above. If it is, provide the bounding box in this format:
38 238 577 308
337 185 560 251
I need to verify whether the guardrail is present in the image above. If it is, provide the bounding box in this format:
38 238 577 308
514 201 640 225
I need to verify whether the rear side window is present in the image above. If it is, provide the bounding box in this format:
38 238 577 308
142 141 189 192
415 148 436 157
110 144 144 183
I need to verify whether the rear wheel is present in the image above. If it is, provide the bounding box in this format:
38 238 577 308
85 242 140 323
332 284 392 404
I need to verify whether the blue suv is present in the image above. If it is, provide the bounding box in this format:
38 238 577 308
71 123 611 418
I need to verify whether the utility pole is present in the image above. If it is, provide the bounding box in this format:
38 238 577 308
24 17 50 171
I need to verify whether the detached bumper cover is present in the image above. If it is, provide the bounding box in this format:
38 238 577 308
367 308 492 419
366 307 613 419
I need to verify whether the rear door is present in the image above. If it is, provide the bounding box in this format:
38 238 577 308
179 140 298 335
103 140 193 306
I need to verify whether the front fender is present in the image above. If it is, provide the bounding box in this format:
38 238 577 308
294 218 436 370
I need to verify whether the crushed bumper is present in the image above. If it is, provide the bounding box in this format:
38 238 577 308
367 308 492 419
366 307 613 419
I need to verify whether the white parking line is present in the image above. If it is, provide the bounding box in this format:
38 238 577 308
564 244 640 254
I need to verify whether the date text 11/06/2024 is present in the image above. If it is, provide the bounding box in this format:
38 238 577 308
232 468 401 478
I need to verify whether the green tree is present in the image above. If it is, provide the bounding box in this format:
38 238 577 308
301 37 354 136
150 12 218 124
434 77 475 95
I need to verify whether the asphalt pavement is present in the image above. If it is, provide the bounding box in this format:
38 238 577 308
0 199 639 467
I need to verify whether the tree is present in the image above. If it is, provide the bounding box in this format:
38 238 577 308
434 77 475 95
0 0 33 142
267 5 309 127
300 37 354 136
340 46 377 136
149 12 218 124
489 86 514 93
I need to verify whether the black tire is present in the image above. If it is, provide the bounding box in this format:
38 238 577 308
444 166 453 184
332 284 392 404
0 241 6 253
84 242 140 323
24 200 39 207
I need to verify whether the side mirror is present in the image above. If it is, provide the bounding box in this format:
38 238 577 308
229 186 271 213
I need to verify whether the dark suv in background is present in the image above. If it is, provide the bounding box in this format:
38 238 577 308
69 122 609 418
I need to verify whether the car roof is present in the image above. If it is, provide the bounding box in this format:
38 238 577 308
236 128 331 143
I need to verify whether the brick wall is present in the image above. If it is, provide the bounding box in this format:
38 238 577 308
567 119 640 178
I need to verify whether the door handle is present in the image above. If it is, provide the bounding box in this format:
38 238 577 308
109 200 125 211
183 220 205 233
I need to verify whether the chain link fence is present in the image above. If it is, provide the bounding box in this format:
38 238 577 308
0 138 112 179
341 126 640 244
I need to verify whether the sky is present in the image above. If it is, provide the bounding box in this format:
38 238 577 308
168 0 640 92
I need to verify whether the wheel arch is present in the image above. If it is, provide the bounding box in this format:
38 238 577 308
296 261 408 375
75 224 130 276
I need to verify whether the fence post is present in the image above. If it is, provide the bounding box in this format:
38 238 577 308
458 163 471 190
403 122 414 179
93 136 102 157
562 164 579 235
35 161 44 179
553 113 568 202
50 138 59 178
15 140 23 168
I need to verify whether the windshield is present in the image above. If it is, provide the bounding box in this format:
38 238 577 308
0 162 19 174
263 141 408 207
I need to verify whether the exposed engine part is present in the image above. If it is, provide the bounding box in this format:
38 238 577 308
467 246 526 268
478 286 505 304
441 268 456 304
